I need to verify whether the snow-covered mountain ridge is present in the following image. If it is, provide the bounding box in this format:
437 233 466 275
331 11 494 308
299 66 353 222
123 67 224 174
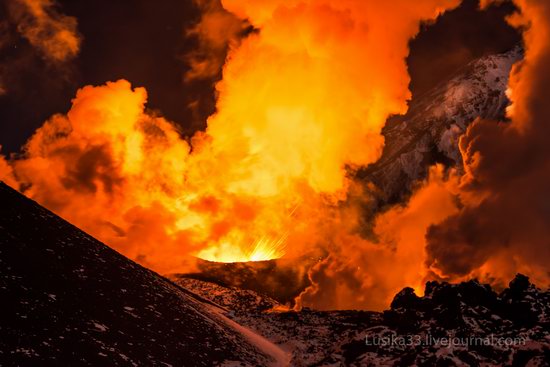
360 47 523 205
0 182 283 366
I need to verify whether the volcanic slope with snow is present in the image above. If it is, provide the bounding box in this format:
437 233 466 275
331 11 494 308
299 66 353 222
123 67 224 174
0 182 287 366
361 47 523 205
174 274 550 366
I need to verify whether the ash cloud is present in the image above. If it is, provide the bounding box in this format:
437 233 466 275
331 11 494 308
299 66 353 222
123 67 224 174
6 0 81 63
426 0 550 286
184 0 252 82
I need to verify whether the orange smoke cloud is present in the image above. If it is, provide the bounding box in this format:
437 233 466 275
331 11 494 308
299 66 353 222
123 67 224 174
424 0 550 289
0 148 17 188
3 0 464 307
296 166 458 310
210 0 460 193
12 80 197 273
185 0 251 81
7 0 81 62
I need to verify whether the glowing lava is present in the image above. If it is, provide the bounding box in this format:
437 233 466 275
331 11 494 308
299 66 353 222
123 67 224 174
197 234 289 263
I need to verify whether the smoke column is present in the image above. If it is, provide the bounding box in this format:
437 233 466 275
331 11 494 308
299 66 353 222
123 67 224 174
0 0 484 309
425 0 550 289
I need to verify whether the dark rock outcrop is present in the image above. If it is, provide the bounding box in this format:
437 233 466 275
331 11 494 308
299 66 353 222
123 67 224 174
355 275 550 366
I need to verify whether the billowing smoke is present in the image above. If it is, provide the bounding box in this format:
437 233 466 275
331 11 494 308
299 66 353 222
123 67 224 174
296 166 459 310
0 148 17 187
6 0 81 63
425 0 550 288
184 0 251 82
17 0 546 310
9 81 199 273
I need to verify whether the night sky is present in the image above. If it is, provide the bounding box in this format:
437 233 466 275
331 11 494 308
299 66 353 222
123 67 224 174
0 0 520 155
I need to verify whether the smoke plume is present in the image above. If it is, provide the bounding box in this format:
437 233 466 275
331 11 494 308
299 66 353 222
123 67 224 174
425 0 550 288
9 0 529 309
11 81 200 273
296 166 459 310
184 0 251 81
0 148 17 188
6 0 81 63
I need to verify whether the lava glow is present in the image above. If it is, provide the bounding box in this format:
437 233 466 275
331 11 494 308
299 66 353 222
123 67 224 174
198 234 289 263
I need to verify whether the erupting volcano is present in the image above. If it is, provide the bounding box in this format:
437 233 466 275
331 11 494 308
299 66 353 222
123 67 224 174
1 0 550 364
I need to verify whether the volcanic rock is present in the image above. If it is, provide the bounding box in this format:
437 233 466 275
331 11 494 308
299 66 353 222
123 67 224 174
175 274 550 366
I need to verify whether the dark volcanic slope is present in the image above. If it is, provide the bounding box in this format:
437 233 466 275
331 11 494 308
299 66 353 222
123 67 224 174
0 182 277 366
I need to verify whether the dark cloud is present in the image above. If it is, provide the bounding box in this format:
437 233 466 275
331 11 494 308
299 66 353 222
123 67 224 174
184 0 251 82
426 0 550 283
6 0 81 63
58 144 123 194
63 0 210 134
